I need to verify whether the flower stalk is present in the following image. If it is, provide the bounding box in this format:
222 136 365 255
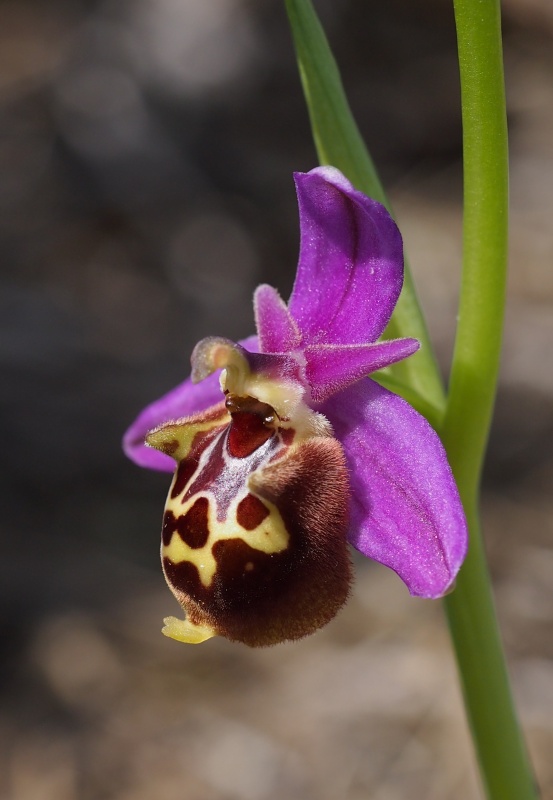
441 0 538 797
284 0 538 797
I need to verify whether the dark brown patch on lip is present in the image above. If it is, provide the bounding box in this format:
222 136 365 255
227 412 275 458
162 510 178 547
236 493 270 530
211 538 290 603
163 556 202 597
165 540 288 610
161 438 179 456
171 460 198 499
162 496 211 549
177 496 211 549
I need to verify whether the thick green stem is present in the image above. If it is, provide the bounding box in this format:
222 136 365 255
444 499 538 799
441 0 538 797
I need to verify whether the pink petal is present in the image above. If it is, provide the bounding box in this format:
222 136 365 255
123 335 258 471
305 339 419 403
254 284 301 353
322 379 468 598
289 167 404 346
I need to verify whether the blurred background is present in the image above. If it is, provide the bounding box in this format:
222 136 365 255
1 0 553 797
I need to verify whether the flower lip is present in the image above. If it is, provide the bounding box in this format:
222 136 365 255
148 372 353 646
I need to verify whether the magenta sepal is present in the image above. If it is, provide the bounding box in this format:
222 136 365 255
289 167 404 346
322 379 468 598
304 339 419 403
254 285 301 353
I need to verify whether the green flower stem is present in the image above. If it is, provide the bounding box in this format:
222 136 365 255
284 0 538 798
284 0 446 415
441 1 538 797
443 505 538 800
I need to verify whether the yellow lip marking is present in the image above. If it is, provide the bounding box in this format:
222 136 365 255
162 488 289 588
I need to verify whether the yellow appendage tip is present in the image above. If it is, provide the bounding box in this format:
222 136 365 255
162 616 216 644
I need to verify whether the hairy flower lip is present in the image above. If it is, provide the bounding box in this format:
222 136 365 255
123 166 468 608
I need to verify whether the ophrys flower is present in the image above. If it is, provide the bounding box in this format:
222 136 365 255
124 167 467 646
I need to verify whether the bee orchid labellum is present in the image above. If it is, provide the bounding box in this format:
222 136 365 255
147 340 352 646
124 167 468 646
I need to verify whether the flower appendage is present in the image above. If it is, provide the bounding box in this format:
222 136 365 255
123 167 467 646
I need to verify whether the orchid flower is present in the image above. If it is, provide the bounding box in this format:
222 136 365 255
123 167 467 647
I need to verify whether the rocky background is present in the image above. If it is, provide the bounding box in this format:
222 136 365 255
1 0 553 798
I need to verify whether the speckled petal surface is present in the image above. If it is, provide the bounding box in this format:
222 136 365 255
123 335 258 471
304 339 419 402
288 167 404 346
322 379 468 598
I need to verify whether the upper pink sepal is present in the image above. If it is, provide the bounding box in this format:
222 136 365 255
289 167 404 346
